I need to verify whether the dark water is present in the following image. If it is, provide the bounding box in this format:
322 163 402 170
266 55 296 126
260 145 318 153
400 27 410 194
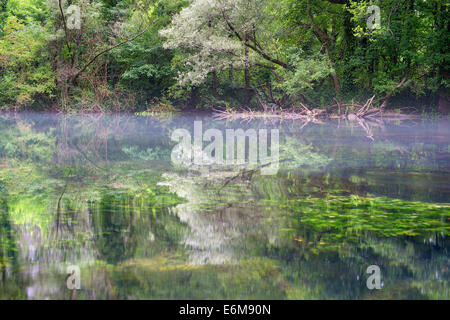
0 112 449 300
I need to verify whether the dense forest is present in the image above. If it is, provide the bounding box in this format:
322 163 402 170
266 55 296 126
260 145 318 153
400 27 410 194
0 0 448 113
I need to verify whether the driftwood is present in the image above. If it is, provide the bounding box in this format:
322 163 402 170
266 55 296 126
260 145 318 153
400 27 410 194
216 76 411 123
213 91 416 143
213 94 410 123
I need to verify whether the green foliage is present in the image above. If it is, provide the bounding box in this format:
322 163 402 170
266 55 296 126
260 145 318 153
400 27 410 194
277 52 332 98
114 0 188 100
122 145 171 161
280 136 331 169
346 0 449 98
0 0 448 111
6 0 49 24
0 1 8 36
0 119 56 162
0 16 55 107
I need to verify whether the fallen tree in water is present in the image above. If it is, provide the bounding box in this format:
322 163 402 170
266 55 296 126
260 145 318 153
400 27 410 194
213 98 414 122
214 77 413 122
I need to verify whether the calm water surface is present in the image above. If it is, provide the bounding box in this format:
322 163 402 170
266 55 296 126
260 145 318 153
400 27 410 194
0 112 449 299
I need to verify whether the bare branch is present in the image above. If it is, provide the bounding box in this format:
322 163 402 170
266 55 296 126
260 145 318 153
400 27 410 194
221 8 291 70
72 24 152 82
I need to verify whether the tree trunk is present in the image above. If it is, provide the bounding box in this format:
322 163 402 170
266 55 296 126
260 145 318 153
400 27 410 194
307 13 340 98
229 64 234 83
436 1 449 115
244 44 251 106
438 86 449 114
212 70 219 98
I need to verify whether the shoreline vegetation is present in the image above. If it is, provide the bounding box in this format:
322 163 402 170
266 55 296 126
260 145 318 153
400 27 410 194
0 1 448 115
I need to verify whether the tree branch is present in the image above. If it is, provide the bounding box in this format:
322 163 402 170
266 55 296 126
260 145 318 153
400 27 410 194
221 8 291 70
72 24 151 82
58 0 72 58
379 77 408 109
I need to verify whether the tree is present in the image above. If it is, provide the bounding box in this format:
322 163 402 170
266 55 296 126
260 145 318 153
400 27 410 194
160 0 335 107
49 0 152 107
0 15 55 107
114 0 188 100
346 0 449 110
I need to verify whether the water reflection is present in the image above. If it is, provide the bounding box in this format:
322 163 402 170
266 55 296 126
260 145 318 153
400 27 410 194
0 112 449 299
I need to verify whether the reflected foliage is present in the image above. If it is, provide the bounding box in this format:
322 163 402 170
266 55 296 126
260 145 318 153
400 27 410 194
0 113 448 299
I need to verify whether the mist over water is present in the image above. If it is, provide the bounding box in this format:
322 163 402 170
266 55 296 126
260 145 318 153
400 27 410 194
0 112 449 299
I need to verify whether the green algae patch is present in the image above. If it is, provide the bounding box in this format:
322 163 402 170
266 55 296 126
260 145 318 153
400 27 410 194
281 195 450 249
114 255 287 300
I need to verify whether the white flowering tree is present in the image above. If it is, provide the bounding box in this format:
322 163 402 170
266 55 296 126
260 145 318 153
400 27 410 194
160 0 334 107
160 0 296 105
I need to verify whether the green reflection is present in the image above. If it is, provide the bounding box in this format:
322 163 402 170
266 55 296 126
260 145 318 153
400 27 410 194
0 114 448 300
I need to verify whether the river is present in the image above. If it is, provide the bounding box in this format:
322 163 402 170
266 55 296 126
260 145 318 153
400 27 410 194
0 112 448 299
